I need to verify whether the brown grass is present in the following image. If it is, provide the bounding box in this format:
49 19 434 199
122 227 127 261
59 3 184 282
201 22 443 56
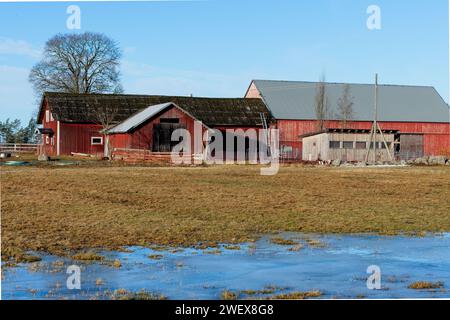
220 290 238 300
268 290 322 300
148 254 163 260
408 281 444 290
2 165 450 260
223 245 241 250
270 237 298 246
305 238 327 248
111 289 166 300
72 251 104 262
112 259 121 268
239 288 277 295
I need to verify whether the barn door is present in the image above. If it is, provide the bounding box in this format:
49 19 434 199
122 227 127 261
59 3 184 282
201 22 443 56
152 123 186 152
399 134 424 160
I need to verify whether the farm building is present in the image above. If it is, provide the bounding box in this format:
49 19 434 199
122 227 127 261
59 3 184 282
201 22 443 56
245 80 450 161
301 128 397 162
36 79 450 162
37 92 271 160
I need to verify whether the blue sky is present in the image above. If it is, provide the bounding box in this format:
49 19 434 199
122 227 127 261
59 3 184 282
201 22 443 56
0 0 448 123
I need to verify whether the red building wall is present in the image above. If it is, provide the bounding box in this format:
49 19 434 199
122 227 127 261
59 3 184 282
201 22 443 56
109 106 202 152
38 101 58 156
275 119 450 158
59 122 104 156
39 100 105 157
108 106 267 159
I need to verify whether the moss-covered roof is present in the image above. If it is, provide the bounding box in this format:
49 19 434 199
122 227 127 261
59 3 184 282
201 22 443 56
38 92 272 127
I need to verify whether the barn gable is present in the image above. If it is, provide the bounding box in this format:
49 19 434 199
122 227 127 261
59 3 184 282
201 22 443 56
105 102 210 134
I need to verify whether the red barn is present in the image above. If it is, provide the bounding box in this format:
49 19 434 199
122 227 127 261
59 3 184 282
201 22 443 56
245 80 450 160
37 92 271 159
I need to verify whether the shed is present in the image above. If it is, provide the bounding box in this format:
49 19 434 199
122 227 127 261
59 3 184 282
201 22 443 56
105 102 210 153
301 128 397 162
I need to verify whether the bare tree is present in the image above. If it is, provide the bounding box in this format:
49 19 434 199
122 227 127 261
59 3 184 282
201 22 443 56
29 32 122 95
315 74 329 131
335 85 355 161
336 84 355 130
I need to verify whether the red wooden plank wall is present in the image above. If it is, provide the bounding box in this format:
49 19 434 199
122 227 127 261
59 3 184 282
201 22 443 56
276 119 450 157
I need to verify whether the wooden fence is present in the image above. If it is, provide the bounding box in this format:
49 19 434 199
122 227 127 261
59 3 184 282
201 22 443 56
112 148 198 164
0 143 38 153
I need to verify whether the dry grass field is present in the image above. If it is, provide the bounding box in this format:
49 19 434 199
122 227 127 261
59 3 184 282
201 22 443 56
1 164 450 261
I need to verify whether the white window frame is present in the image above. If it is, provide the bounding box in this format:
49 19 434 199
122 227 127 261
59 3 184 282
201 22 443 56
45 110 50 122
91 136 103 145
45 135 49 144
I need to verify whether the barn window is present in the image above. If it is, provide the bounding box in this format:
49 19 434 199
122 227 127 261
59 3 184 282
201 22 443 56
91 137 103 145
370 142 381 149
379 142 392 149
45 110 50 122
355 141 366 149
45 136 49 144
329 141 341 149
282 145 293 153
343 141 354 149
160 118 180 124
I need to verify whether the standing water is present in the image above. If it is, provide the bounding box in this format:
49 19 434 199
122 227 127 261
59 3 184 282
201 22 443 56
2 233 450 299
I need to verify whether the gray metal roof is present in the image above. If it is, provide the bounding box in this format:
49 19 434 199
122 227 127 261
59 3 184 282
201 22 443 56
252 80 449 123
106 102 174 133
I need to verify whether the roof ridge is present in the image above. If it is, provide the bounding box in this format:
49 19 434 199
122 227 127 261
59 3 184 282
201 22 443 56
44 92 262 101
39 92 271 126
252 79 435 89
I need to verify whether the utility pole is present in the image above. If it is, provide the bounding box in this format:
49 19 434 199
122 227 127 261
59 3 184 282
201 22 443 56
373 73 378 163
365 74 393 164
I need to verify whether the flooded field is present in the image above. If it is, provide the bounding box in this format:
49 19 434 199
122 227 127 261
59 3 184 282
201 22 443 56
2 233 449 300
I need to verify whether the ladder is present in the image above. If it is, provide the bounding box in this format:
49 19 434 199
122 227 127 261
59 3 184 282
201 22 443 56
260 112 271 157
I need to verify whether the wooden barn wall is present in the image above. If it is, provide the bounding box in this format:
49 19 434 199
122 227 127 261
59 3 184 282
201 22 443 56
39 100 58 156
276 119 450 158
109 106 199 151
109 134 131 150
424 134 450 156
59 123 104 155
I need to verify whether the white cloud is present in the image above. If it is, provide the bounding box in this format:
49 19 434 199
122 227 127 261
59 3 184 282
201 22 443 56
0 37 41 59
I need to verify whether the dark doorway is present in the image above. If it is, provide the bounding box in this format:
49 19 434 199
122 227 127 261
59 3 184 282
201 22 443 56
152 123 186 152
